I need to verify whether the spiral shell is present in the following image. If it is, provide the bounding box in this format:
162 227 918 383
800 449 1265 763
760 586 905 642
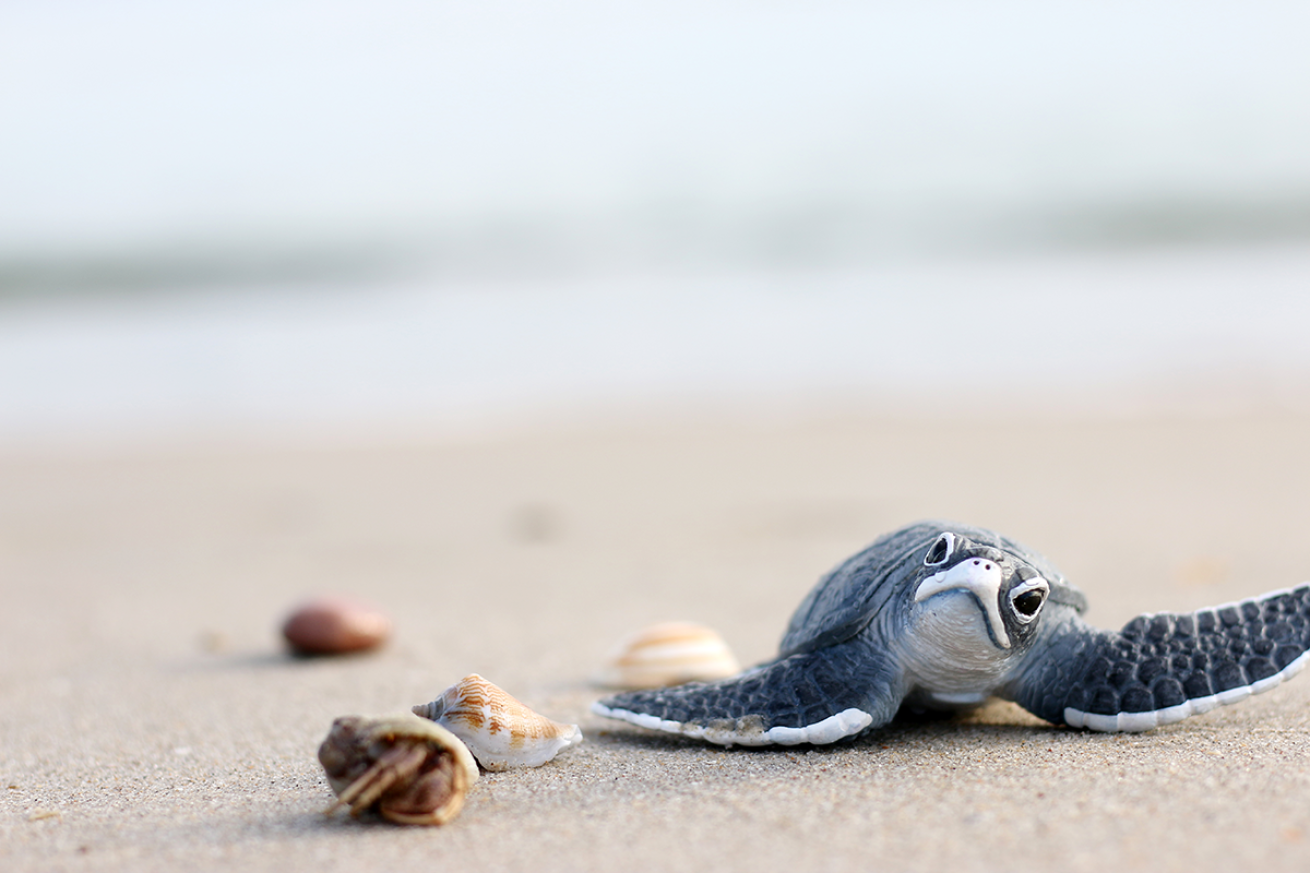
412 674 583 771
595 621 741 690
318 714 478 826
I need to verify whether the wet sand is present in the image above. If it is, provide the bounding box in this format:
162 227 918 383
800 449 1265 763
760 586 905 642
3 410 1310 872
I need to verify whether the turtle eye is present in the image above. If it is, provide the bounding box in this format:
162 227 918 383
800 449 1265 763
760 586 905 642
1013 591 1043 616
924 533 955 567
1008 578 1049 621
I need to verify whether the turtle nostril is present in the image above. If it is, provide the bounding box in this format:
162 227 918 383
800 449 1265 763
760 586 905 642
985 563 992 571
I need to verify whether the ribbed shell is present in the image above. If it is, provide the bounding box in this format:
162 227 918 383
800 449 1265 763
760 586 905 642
412 674 583 771
595 621 741 690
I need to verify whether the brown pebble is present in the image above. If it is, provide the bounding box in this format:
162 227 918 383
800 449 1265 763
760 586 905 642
282 596 391 655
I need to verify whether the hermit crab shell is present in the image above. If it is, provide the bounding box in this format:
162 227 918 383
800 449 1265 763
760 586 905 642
595 621 741 690
318 714 478 826
412 674 583 771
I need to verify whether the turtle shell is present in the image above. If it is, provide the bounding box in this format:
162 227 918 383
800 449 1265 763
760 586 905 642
778 521 1087 658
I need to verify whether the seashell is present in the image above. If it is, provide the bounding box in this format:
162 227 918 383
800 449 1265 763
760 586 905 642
411 674 583 771
318 714 478 826
594 621 741 690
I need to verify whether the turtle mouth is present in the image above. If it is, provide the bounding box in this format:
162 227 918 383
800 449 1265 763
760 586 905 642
913 558 1010 649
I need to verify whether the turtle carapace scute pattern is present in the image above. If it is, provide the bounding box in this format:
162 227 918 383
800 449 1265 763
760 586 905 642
592 521 1310 746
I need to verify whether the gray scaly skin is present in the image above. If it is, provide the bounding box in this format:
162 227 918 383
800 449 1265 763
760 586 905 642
593 521 1310 745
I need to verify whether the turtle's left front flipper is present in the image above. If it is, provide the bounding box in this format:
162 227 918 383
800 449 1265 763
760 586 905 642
1008 585 1310 732
592 636 904 747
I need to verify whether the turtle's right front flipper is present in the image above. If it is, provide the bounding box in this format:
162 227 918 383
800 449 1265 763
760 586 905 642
592 638 904 747
1009 584 1310 732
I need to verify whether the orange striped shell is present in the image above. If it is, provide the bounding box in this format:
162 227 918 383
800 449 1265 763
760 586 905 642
411 674 583 771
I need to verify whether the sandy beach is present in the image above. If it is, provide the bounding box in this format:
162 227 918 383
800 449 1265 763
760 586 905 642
6 3 1310 869
4 409 1310 872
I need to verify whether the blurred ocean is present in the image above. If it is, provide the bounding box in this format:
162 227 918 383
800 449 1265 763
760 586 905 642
3 2 1310 444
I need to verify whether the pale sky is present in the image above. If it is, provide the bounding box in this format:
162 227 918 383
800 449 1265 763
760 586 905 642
3 1 1309 258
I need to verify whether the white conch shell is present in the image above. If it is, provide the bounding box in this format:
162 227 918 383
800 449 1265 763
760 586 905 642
411 674 583 771
595 621 741 690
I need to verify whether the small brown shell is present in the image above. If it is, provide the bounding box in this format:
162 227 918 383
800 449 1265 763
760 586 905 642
318 715 478 825
595 621 741 690
412 674 583 771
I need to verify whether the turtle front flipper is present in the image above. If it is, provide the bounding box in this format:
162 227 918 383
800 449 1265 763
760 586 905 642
592 639 904 747
1009 584 1310 732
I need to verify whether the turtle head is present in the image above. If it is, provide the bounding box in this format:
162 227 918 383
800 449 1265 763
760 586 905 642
911 530 1051 651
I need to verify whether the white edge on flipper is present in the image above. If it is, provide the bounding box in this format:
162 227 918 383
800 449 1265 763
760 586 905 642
591 702 873 747
1064 648 1310 733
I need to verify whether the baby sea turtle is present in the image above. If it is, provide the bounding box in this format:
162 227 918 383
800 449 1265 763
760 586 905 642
593 521 1310 745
